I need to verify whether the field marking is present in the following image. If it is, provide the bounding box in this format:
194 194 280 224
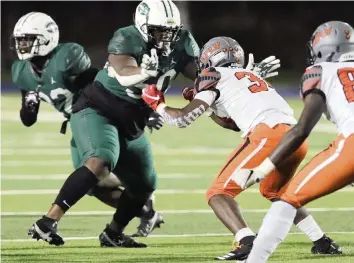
1 173 205 181
1 111 337 134
2 231 354 243
1 147 234 156
3 207 354 217
2 187 354 196
1 159 222 167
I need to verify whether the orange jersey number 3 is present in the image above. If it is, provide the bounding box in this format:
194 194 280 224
235 72 269 93
338 68 354 103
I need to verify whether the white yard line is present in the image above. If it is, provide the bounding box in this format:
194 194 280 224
2 187 354 196
2 231 354 243
1 173 205 181
2 111 337 134
1 147 233 156
2 207 354 217
1 159 222 167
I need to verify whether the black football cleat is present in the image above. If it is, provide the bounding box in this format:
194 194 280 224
311 235 342 254
132 211 164 237
215 236 255 261
99 224 147 248
28 216 64 246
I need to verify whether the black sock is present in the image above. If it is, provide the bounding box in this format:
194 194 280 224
54 166 98 212
108 190 148 233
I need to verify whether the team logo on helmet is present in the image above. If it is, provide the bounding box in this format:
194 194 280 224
313 26 333 47
138 2 150 16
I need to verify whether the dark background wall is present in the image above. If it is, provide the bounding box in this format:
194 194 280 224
2 1 354 83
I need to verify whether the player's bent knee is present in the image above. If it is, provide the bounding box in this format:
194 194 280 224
206 187 235 205
280 193 302 209
84 148 118 173
260 188 279 201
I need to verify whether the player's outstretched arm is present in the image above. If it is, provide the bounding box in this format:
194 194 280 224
19 89 40 127
142 84 216 128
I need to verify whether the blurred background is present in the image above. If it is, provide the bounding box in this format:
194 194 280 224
1 1 354 94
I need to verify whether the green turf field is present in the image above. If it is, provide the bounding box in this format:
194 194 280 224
1 94 354 263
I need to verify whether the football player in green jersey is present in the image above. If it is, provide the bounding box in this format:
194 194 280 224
10 11 164 244
28 0 199 248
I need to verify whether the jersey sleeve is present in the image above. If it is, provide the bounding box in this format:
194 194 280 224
65 43 91 76
299 65 323 100
195 67 221 93
11 61 22 88
108 28 136 55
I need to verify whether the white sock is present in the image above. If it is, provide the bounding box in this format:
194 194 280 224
296 215 324 242
246 201 297 263
235 227 255 242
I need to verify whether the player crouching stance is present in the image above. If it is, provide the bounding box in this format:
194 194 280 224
234 21 353 262
142 36 342 260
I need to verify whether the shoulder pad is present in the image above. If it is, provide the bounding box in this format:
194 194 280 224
195 67 221 92
108 26 143 55
59 43 91 74
180 29 200 57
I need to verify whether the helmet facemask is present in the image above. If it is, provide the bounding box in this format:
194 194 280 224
145 24 181 56
10 34 48 60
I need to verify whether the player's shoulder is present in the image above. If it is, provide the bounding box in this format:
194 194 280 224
108 25 144 55
55 42 85 58
302 64 323 81
54 42 89 71
176 29 200 57
11 60 26 84
115 25 141 38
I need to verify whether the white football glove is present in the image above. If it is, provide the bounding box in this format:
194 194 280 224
232 168 265 190
231 158 275 190
141 48 159 77
245 53 281 79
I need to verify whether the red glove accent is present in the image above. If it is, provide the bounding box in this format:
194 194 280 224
182 87 196 102
142 84 165 111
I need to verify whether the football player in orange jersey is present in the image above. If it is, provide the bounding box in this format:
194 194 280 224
141 36 341 260
235 21 354 262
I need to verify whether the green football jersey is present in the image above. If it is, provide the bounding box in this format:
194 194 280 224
95 25 200 104
11 43 91 117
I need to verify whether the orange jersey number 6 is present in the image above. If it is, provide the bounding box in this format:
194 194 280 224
234 72 269 93
337 68 354 103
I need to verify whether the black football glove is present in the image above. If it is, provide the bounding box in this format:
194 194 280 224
147 112 164 133
25 91 40 113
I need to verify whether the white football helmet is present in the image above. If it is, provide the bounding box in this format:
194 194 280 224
134 0 182 55
307 21 354 66
12 12 59 60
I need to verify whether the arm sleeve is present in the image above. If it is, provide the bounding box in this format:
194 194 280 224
299 65 325 101
157 90 217 128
